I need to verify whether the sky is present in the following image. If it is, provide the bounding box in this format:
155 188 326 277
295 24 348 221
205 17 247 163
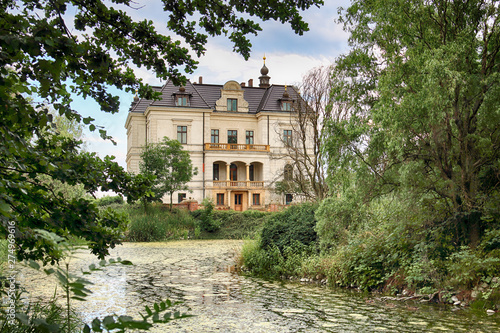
75 0 352 176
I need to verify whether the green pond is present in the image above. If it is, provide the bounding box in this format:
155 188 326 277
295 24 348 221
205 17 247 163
21 240 500 332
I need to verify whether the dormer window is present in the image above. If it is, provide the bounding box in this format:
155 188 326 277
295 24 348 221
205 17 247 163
227 98 238 111
173 86 191 106
281 101 292 111
177 96 188 106
279 85 293 111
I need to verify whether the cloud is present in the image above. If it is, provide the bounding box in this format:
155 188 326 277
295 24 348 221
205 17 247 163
191 43 333 86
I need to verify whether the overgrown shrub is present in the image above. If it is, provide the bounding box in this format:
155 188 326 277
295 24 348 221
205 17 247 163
95 195 124 207
315 196 368 253
127 212 169 242
210 210 269 239
241 239 314 278
445 232 500 289
195 199 220 232
260 203 318 253
126 204 197 241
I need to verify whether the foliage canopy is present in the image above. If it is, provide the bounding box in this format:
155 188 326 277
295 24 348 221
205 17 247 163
324 0 500 244
140 137 197 206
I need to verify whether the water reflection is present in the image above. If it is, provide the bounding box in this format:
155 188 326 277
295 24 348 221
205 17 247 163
23 240 500 332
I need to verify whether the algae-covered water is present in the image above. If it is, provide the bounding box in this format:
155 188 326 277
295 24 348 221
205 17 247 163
21 240 500 332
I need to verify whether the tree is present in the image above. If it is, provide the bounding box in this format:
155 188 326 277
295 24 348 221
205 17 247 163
324 0 500 244
276 66 351 201
37 111 88 201
1 0 323 262
140 137 197 210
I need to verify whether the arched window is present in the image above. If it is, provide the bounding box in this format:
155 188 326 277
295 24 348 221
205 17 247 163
213 163 219 180
249 164 254 181
284 164 293 181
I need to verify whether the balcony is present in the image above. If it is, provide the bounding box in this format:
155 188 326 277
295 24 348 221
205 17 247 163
213 181 264 188
205 143 270 152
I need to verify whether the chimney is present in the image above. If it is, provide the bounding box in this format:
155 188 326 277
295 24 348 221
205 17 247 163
199 76 203 84
248 79 253 87
240 82 246 87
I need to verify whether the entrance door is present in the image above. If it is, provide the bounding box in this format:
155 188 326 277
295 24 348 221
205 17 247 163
234 193 243 211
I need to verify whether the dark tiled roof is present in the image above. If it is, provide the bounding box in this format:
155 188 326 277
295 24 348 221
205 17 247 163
242 87 267 113
128 86 162 113
129 80 300 114
190 83 223 109
258 85 301 112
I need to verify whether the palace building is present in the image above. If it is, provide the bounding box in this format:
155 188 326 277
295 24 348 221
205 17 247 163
125 60 311 211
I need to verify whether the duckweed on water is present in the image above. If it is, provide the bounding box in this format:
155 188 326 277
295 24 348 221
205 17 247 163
19 240 500 332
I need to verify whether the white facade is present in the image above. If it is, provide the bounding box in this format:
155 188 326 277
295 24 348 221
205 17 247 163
125 67 311 211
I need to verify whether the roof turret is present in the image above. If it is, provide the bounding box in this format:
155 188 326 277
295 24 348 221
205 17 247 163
259 56 270 88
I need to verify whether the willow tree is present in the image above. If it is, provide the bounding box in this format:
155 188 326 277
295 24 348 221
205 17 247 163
276 66 350 201
324 0 500 244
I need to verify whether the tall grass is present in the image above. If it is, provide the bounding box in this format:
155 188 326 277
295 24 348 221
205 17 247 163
200 210 269 239
124 204 197 242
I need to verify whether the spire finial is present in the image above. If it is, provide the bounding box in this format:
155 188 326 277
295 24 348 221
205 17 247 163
133 89 139 102
259 54 270 88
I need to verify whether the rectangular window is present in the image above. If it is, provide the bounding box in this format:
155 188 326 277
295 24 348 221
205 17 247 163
246 130 254 144
211 129 219 143
283 130 292 146
228 130 237 144
281 101 292 111
178 193 186 203
286 194 293 205
176 96 188 106
177 126 187 144
227 98 237 111
213 164 219 180
252 193 260 206
216 193 224 206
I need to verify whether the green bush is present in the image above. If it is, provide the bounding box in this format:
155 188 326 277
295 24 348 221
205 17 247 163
445 237 500 289
260 203 318 253
241 210 268 219
241 239 313 278
195 199 220 232
126 204 197 241
315 196 368 253
127 212 169 242
95 195 124 207
210 210 269 239
190 205 269 238
240 203 319 279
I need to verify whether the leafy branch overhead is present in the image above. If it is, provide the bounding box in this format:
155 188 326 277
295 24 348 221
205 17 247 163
1 0 321 263
2 0 323 119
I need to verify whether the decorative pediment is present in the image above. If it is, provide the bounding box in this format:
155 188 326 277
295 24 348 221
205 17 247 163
223 81 242 91
215 80 249 112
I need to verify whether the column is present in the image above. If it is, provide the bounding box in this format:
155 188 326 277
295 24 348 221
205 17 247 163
246 163 250 182
226 163 230 182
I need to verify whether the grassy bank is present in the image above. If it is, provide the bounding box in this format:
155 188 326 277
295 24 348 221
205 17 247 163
239 200 500 309
106 202 269 241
